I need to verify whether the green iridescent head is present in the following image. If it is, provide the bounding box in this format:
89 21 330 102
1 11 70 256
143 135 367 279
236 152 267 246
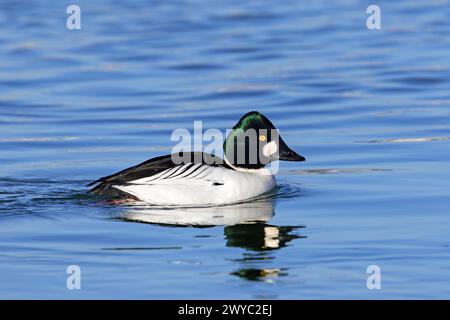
223 111 305 169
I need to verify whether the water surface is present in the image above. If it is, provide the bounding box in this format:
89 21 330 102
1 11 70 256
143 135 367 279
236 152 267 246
1 0 450 299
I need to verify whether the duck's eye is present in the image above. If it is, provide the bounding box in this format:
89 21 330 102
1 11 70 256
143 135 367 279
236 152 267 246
259 135 267 142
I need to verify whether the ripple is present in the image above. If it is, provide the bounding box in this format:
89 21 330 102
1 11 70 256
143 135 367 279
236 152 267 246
0 136 79 143
389 76 447 86
165 62 226 71
102 246 183 251
189 88 275 101
361 137 450 144
287 168 393 175
0 177 95 218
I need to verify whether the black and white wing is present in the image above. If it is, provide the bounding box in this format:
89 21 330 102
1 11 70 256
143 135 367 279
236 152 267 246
88 152 230 198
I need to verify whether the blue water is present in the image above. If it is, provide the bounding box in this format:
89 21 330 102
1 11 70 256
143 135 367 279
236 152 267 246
1 0 450 299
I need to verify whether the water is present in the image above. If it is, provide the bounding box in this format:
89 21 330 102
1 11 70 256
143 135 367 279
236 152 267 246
1 0 450 299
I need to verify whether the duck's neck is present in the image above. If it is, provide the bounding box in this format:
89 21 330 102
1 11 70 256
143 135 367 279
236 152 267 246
224 157 273 175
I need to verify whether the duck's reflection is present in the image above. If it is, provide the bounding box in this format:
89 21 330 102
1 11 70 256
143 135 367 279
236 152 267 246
225 223 305 282
230 268 288 282
122 198 274 226
121 197 306 282
225 223 304 251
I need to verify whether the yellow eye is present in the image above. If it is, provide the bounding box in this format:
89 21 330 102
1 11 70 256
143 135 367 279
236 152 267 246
259 135 267 142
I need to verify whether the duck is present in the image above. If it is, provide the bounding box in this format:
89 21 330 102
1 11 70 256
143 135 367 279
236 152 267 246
88 111 305 206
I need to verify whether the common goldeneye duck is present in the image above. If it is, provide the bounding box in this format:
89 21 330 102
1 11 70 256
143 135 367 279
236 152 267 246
88 111 305 206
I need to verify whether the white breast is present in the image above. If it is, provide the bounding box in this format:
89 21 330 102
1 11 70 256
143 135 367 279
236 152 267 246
112 163 276 206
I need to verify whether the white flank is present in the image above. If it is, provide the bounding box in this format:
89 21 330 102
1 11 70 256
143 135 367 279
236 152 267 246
113 164 276 206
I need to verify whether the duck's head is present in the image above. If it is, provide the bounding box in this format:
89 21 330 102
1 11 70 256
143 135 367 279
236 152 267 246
223 111 305 170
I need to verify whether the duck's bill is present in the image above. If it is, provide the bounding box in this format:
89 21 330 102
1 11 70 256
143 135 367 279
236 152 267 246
278 139 305 162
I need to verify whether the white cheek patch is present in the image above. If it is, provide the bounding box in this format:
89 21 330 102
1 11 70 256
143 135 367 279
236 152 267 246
263 141 278 157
